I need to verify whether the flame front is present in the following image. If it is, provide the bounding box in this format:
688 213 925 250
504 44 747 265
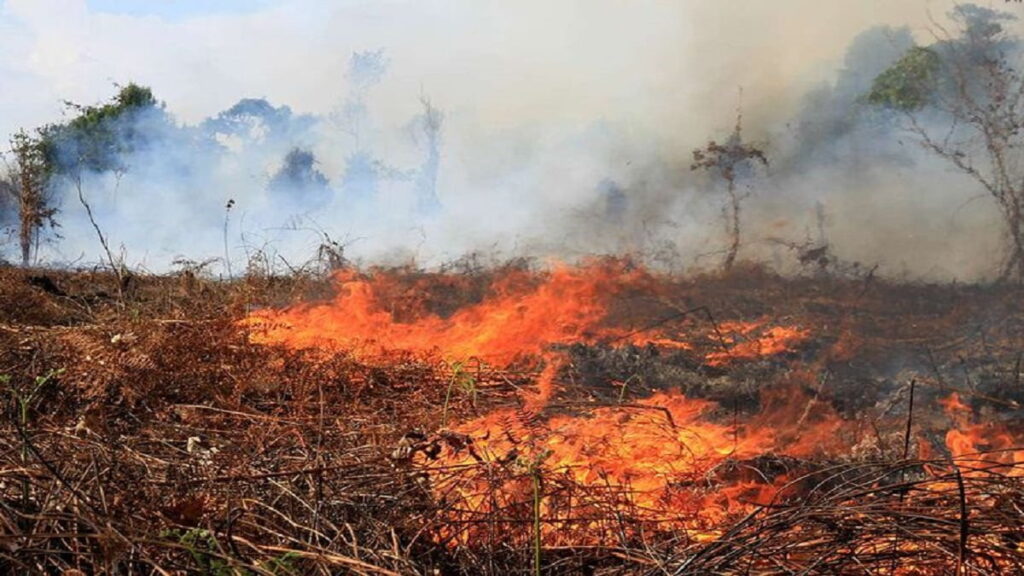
246 262 646 363
245 261 808 367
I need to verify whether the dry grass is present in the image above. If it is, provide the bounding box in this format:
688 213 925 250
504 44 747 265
1 263 1023 574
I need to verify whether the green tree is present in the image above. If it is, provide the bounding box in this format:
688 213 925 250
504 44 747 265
46 82 160 174
45 83 162 281
865 46 940 111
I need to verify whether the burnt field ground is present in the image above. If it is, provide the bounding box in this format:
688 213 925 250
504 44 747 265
2 261 1024 575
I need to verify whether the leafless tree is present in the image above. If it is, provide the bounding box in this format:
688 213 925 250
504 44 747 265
691 105 769 270
412 93 444 213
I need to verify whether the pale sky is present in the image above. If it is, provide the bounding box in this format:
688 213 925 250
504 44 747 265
86 1 274 19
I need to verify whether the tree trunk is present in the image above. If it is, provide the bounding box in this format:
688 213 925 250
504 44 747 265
1005 201 1024 284
19 230 29 267
724 181 741 270
18 191 33 267
996 193 1024 284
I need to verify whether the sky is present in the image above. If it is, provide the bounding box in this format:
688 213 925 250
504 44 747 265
86 0 274 19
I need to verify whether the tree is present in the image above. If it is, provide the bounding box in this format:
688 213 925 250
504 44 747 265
202 98 316 153
47 83 162 174
268 147 331 206
865 46 941 112
40 82 164 284
0 171 13 246
867 5 1024 281
335 49 388 150
691 106 769 270
335 50 396 204
411 94 444 214
4 130 59 266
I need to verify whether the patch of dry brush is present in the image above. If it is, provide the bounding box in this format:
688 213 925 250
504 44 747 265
1 265 1023 575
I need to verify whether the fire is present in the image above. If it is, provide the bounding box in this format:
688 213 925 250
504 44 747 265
242 262 940 548
413 372 858 547
939 392 1024 476
245 262 651 363
419 390 785 545
705 320 810 366
246 262 810 368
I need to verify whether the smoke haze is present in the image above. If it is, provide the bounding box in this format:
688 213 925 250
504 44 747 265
0 0 1018 280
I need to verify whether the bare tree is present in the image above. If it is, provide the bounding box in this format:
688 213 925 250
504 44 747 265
691 104 769 270
867 6 1024 282
412 93 444 214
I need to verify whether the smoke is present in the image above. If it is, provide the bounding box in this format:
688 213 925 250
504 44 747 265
0 0 1018 279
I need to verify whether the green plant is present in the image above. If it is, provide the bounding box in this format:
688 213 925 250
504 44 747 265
45 83 161 174
8 369 62 428
161 528 299 576
441 359 478 427
525 450 552 576
260 551 299 575
866 46 940 111
179 528 232 575
5 368 63 511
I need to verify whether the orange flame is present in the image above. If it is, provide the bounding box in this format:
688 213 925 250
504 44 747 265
246 262 651 364
421 390 784 544
939 392 1024 475
244 263 846 546
705 321 810 366
246 263 809 368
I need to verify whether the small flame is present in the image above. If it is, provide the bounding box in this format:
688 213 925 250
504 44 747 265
939 392 1024 476
705 321 810 366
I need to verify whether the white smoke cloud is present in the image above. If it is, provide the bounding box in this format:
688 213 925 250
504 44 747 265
0 0 1015 280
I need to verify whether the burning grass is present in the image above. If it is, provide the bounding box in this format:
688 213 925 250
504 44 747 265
2 261 1024 574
